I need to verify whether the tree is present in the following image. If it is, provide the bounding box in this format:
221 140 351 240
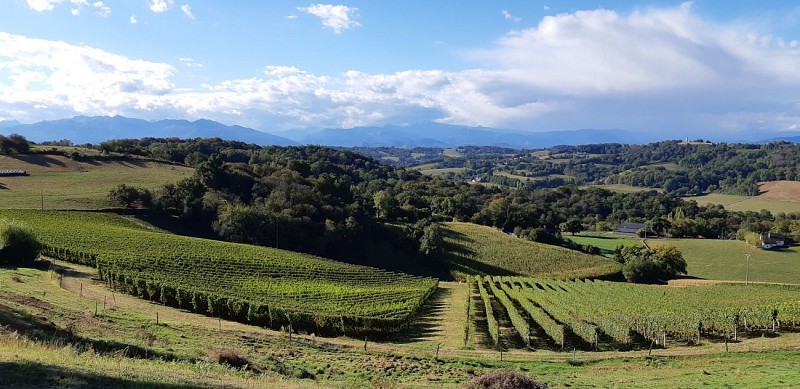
419 223 444 256
108 184 151 208
615 244 686 283
0 219 41 266
559 218 583 236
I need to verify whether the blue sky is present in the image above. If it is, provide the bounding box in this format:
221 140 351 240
2 1 800 138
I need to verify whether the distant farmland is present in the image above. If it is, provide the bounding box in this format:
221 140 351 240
688 181 800 214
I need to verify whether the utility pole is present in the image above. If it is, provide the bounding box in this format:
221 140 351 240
745 253 751 285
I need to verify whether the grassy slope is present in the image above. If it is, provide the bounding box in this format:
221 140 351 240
3 265 800 388
566 232 642 257
588 184 663 193
441 222 621 280
645 238 800 284
687 181 800 214
0 154 192 209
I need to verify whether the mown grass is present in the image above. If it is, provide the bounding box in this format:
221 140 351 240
441 222 621 280
687 193 800 214
0 154 192 209
645 238 800 284
566 232 642 257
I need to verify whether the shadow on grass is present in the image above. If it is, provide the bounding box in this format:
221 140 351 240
441 228 518 277
0 361 208 389
10 154 67 168
385 285 453 344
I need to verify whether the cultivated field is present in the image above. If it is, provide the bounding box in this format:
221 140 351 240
473 276 800 351
441 222 621 280
0 154 192 209
688 181 800 214
0 210 437 335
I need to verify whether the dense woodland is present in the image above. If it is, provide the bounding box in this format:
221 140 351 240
84 137 800 279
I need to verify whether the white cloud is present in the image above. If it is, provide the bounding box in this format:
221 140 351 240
4 4 800 136
285 15 298 20
129 15 138 24
148 0 174 14
92 1 110 17
179 57 202 68
298 4 360 34
26 0 87 13
502 10 521 22
180 4 194 19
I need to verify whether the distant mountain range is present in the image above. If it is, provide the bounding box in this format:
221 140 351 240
299 122 657 148
1 116 799 148
0 116 297 146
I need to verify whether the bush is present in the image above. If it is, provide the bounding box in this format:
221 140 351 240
0 219 41 266
467 370 549 389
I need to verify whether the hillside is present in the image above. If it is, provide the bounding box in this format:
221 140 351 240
0 210 437 335
688 181 800 214
441 222 621 280
0 153 192 209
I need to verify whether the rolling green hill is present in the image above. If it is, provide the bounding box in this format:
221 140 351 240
0 153 192 209
0 210 437 335
441 222 621 280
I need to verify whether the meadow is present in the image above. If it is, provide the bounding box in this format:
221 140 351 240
566 232 642 256
647 238 800 285
441 222 621 280
687 181 800 214
0 154 192 209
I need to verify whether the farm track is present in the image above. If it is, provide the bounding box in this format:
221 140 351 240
50 261 800 363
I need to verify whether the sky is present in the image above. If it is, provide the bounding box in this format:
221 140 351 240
2 1 800 138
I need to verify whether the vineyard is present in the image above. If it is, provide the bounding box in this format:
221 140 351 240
442 222 621 279
0 210 438 335
471 276 800 351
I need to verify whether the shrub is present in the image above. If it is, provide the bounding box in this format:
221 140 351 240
0 219 41 266
467 370 549 389
215 350 250 369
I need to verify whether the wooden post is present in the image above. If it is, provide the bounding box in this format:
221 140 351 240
95 301 98 316
80 283 83 298
218 318 221 331
103 296 107 311
363 336 368 351
595 330 599 351
435 344 440 360
662 331 667 348
156 312 159 325
500 350 503 362
572 348 576 360
725 334 729 353
648 340 654 357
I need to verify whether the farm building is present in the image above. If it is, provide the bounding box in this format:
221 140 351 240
613 222 646 236
760 232 787 249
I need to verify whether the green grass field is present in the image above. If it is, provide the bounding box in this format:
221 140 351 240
644 238 800 284
0 154 192 209
441 222 621 280
419 167 467 176
566 232 642 256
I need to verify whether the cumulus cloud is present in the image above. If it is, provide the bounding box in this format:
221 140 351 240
4 3 800 136
180 4 194 19
299 4 360 34
26 0 87 13
179 57 202 68
148 0 173 13
92 1 110 17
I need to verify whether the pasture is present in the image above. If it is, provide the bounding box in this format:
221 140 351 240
0 154 192 209
646 238 800 284
567 232 642 256
687 181 800 214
